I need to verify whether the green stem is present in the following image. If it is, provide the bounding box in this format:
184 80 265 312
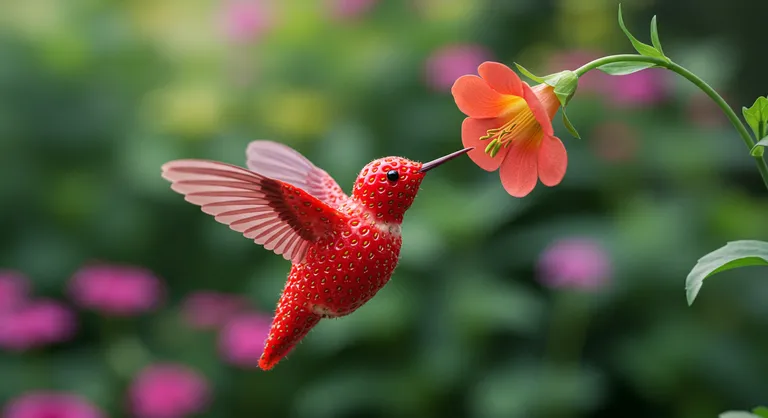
575 54 768 190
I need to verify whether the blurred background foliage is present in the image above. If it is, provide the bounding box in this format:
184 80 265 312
1 0 768 417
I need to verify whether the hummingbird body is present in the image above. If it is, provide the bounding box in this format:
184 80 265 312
162 141 470 370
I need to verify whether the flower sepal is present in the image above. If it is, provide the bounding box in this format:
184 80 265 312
515 64 578 106
515 64 581 139
542 70 579 107
542 70 581 139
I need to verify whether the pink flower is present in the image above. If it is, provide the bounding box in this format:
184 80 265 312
591 121 639 163
218 312 271 368
425 44 493 92
327 0 378 20
128 364 209 418
181 292 249 330
69 265 162 316
0 299 76 351
606 67 669 107
219 0 272 44
0 271 29 313
537 238 611 291
2 392 105 418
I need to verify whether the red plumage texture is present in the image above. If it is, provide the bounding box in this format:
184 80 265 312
163 142 428 370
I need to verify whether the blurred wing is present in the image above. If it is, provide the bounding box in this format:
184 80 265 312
246 140 348 208
162 160 343 264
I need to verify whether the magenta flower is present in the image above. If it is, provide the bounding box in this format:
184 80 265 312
537 238 611 291
181 292 249 330
425 44 493 92
219 0 272 44
69 265 162 316
2 392 105 418
327 0 378 20
0 271 29 313
218 312 271 368
0 299 76 351
606 67 669 107
591 121 639 163
128 364 209 418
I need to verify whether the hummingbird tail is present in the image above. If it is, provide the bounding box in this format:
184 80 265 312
259 297 321 371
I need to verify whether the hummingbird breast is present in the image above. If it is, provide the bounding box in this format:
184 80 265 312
286 208 403 318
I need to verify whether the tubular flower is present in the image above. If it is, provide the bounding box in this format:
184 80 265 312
451 61 568 197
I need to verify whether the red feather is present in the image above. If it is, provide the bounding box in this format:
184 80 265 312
162 159 341 264
246 140 348 208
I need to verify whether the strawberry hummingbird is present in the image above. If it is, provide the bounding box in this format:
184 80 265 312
161 141 471 370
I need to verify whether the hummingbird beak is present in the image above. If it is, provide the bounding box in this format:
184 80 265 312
418 147 473 173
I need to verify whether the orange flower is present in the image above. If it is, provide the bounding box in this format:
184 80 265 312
451 61 567 197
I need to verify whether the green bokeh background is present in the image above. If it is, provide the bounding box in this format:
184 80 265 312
1 0 768 417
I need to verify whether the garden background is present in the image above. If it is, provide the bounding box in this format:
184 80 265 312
1 0 768 417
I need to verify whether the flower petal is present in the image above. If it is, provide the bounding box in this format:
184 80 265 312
522 83 555 137
531 84 561 120
478 61 524 96
537 135 567 187
499 137 539 197
461 117 511 172
451 75 509 118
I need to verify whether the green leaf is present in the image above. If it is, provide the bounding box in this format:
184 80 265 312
720 412 761 418
686 240 768 305
751 137 768 157
718 406 768 418
597 61 656 76
650 15 664 55
617 4 667 60
514 63 545 83
742 96 768 140
542 70 578 107
561 109 581 139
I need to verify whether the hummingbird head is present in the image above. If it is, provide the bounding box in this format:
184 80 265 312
351 147 472 224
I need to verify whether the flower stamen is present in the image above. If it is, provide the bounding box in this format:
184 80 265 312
480 122 517 157
484 138 503 157
478 105 544 157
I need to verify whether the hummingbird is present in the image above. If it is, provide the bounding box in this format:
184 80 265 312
161 141 471 370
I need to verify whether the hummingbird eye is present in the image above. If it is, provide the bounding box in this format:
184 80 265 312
386 170 399 182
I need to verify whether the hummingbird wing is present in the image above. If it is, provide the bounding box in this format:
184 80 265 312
246 140 348 208
162 160 343 264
